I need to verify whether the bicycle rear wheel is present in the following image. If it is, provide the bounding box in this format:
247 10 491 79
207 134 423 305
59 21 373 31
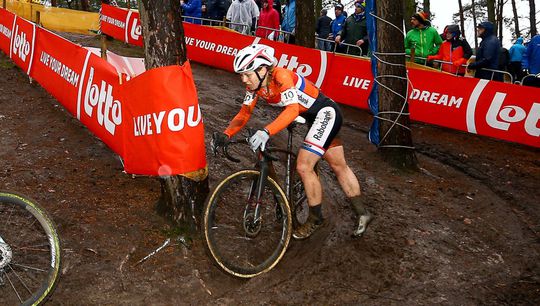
203 170 292 278
0 191 61 306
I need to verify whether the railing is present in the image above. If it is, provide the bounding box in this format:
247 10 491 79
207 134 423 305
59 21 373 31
520 73 540 86
178 15 532 86
315 37 365 58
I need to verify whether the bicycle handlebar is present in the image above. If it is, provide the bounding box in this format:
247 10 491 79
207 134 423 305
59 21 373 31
216 131 280 163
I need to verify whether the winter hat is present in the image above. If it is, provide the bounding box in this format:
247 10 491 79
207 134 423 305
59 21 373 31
335 4 343 10
412 11 430 26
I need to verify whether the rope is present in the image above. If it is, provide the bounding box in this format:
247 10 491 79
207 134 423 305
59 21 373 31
369 10 415 150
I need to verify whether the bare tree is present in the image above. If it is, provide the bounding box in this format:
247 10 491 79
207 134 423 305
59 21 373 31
402 0 417 33
511 0 520 37
376 0 417 169
138 0 209 233
296 0 316 48
529 0 537 36
458 0 465 39
487 0 496 35
471 0 479 49
423 0 430 15
496 0 504 41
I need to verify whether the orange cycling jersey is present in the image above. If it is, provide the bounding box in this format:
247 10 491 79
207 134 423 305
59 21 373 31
224 67 321 137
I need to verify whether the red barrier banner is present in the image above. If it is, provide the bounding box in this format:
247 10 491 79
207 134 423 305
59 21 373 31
0 9 15 56
10 15 36 75
100 4 143 47
120 63 206 175
0 8 207 175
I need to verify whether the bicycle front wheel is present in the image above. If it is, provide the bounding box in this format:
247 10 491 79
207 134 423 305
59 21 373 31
0 191 61 306
204 170 292 278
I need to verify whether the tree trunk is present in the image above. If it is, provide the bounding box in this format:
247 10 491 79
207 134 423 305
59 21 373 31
402 0 416 33
422 0 430 15
496 0 503 42
471 0 478 50
487 0 496 35
296 0 315 48
51 0 57 7
139 0 209 233
81 0 89 11
530 0 537 36
458 0 465 40
511 0 520 37
376 0 417 169
315 0 322 20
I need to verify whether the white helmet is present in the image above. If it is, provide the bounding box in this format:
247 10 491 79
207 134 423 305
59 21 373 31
233 44 276 73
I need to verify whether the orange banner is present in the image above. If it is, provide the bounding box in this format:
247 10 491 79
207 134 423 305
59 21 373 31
0 8 207 176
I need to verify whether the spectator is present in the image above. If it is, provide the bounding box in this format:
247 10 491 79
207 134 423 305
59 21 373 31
427 24 472 76
329 4 346 51
467 22 503 81
256 0 280 40
316 9 332 51
335 0 368 56
404 11 442 64
181 0 203 24
226 0 259 35
499 47 510 77
273 0 282 24
206 0 228 22
508 37 526 82
522 34 540 87
281 0 296 44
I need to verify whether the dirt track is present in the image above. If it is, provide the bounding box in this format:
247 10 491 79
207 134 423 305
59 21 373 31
1 38 539 305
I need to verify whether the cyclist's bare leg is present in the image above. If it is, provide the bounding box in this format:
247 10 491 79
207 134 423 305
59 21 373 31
296 148 323 207
323 145 372 237
293 148 325 239
323 145 360 197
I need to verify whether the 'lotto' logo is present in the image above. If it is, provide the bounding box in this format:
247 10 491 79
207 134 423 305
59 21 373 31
129 18 141 40
277 54 313 77
83 67 122 135
12 25 30 62
486 93 540 137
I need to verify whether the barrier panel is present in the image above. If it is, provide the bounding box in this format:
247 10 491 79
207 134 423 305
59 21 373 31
5 0 99 34
0 8 207 175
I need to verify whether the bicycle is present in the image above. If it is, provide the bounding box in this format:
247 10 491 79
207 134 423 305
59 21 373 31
203 118 311 278
0 191 61 305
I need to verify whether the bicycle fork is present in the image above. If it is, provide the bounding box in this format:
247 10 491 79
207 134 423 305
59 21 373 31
243 155 272 237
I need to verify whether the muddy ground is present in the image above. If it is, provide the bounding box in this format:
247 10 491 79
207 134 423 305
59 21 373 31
1 36 539 305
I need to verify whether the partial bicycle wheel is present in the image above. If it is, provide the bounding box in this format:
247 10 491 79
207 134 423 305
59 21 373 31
0 191 61 306
291 172 309 227
204 170 292 278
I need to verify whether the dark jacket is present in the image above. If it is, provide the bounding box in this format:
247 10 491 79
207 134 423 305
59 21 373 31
316 15 332 39
338 13 369 56
207 0 227 20
469 22 502 80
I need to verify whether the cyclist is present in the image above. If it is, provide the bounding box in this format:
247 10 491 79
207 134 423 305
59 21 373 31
212 44 372 239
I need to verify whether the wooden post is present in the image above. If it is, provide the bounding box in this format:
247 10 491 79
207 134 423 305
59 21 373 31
3 0 6 9
127 0 131 10
36 11 41 26
100 35 107 60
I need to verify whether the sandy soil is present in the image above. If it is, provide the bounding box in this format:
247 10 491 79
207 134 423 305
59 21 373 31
0 36 539 305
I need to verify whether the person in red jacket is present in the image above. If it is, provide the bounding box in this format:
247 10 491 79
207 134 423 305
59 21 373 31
428 24 472 76
255 0 280 40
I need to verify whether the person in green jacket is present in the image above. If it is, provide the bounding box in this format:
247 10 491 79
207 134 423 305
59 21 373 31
404 11 442 64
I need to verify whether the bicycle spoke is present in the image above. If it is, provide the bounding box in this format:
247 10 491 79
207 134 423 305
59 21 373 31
4 267 25 303
11 262 48 273
8 264 34 295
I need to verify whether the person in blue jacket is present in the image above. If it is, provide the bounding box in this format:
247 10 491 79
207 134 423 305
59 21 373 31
281 0 296 44
468 22 503 81
329 4 346 52
522 34 540 87
181 0 203 24
508 37 526 82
